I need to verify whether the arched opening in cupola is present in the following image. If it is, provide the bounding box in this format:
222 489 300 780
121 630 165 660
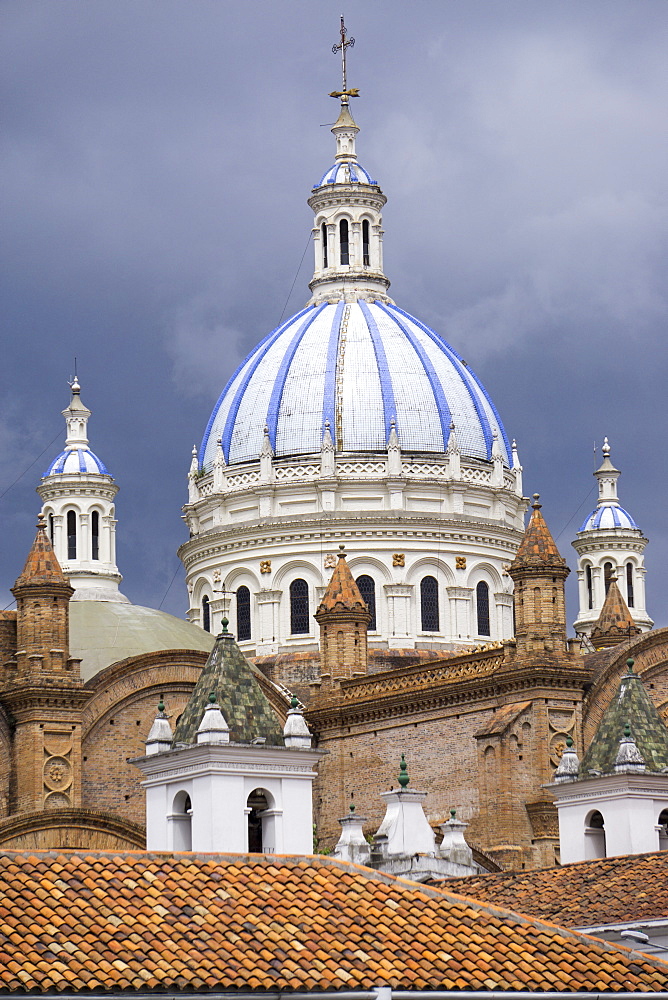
66 510 77 560
339 219 349 265
604 562 614 595
170 791 192 851
246 788 277 854
626 562 635 607
91 510 99 560
201 595 211 633
321 222 328 268
362 219 370 266
586 564 593 610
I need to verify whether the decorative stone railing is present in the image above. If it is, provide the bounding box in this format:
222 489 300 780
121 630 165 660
337 651 505 703
190 456 519 502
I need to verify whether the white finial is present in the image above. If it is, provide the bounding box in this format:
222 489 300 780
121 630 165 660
260 425 274 483
553 736 580 783
320 420 335 477
283 695 312 748
602 437 611 458
197 692 230 745
146 699 173 755
614 723 646 773
386 416 401 476
69 375 81 394
189 445 198 475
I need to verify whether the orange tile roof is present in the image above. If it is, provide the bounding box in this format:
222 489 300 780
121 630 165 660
510 498 568 571
446 850 668 929
0 851 666 992
12 518 70 589
316 548 370 616
591 578 641 648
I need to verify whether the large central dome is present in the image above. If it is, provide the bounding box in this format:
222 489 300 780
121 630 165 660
201 300 510 467
181 87 525 657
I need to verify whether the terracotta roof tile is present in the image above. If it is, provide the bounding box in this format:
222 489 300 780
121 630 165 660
591 578 642 648
316 548 370 617
12 518 70 589
509 498 568 572
0 850 665 991
446 849 668 929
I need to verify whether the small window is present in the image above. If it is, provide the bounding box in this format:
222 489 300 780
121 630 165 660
420 576 439 632
48 513 54 544
476 581 491 636
586 565 593 610
321 222 328 268
356 575 376 630
67 511 77 560
202 595 211 633
290 579 309 635
362 220 370 266
236 585 251 641
91 511 99 561
340 219 349 265
604 562 614 595
626 562 634 608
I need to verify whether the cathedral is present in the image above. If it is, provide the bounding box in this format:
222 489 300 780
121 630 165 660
0 31 666 871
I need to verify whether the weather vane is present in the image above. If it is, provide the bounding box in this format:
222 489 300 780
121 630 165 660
329 15 360 103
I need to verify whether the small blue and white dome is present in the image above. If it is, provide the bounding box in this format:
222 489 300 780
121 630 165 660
316 160 377 187
580 502 638 533
201 300 511 468
45 448 109 477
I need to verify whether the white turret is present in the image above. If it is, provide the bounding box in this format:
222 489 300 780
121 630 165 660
38 378 127 602
572 439 652 636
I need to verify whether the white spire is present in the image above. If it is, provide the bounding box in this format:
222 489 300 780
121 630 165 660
594 436 621 505
446 421 461 479
386 417 402 477
320 420 336 477
283 695 312 748
187 445 200 503
213 436 226 492
146 699 173 755
491 428 504 486
553 735 580 783
196 692 230 745
260 425 274 483
63 376 91 450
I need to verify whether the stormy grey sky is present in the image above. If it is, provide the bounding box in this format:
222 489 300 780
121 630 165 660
2 1 667 630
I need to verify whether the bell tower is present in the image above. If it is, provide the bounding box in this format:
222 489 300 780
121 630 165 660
3 517 85 814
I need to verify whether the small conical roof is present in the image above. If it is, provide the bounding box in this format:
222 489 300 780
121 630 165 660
316 546 369 616
590 578 641 649
580 660 668 775
510 496 568 571
12 517 71 590
172 624 283 746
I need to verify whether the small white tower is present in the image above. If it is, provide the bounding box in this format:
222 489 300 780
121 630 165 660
38 378 127 602
572 439 652 636
135 623 323 855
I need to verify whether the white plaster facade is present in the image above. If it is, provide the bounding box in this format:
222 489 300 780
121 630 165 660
551 772 668 865
137 741 323 855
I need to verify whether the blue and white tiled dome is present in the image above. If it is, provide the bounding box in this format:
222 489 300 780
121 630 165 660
45 448 109 477
580 502 638 532
316 160 377 186
201 300 511 468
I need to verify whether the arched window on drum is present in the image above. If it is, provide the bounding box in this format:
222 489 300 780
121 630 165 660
476 581 491 637
356 575 376 631
420 576 439 632
290 579 309 635
236 586 251 641
201 595 211 633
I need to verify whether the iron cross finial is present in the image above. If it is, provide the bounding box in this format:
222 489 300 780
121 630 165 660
331 15 355 98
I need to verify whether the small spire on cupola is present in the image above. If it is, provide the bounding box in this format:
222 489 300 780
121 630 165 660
145 699 174 755
63 376 92 450
491 428 504 486
260 424 274 483
320 419 336 477
187 445 199 502
330 16 360 159
446 421 461 480
386 416 402 477
213 435 226 492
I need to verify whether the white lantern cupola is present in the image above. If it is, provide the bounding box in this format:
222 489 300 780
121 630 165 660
38 379 127 603
572 439 652 636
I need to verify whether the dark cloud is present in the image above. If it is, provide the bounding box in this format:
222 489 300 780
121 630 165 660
1 1 666 628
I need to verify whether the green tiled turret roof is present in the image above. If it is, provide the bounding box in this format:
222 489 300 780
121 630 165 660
172 626 284 746
580 659 668 775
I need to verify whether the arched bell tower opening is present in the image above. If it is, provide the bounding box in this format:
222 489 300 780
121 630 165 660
169 790 192 852
584 809 606 860
246 788 276 854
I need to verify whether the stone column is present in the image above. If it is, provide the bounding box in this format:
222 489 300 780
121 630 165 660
256 589 282 655
447 586 473 640
384 584 414 649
